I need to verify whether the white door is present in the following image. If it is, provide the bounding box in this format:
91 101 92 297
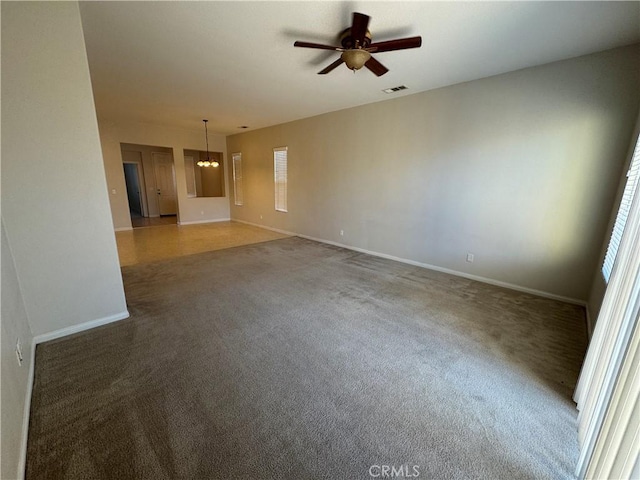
152 152 177 215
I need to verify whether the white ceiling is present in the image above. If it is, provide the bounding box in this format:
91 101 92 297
79 1 640 136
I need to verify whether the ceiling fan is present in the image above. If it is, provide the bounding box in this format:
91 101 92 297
294 12 422 76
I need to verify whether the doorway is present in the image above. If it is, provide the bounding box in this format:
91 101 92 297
120 143 178 228
123 162 144 217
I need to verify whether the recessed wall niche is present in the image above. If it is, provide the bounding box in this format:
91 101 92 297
183 150 225 198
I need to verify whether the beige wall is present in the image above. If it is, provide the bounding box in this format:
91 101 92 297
1 2 128 476
198 151 225 197
587 110 640 330
228 45 640 303
2 1 128 336
1 222 33 480
100 120 229 228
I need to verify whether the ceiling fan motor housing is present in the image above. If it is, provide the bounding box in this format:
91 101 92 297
340 28 372 49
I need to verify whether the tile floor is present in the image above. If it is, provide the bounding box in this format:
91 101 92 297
130 214 178 228
115 221 289 266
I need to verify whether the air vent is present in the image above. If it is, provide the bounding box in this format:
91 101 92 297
382 85 408 94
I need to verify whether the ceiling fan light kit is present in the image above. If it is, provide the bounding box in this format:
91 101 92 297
342 49 371 71
294 12 422 77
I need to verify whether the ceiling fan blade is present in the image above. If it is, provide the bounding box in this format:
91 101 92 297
318 58 344 75
368 36 422 53
294 41 341 51
350 12 370 46
364 57 389 77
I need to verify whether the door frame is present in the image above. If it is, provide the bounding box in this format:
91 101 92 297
574 122 640 478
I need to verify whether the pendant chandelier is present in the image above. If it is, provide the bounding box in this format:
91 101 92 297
197 119 219 168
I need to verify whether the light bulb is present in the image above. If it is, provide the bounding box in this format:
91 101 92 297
197 160 204 167
212 161 220 168
203 161 211 167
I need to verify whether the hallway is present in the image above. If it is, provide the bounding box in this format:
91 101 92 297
130 214 177 228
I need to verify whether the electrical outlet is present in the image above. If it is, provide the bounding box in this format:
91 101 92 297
15 338 23 366
466 253 475 263
340 230 344 236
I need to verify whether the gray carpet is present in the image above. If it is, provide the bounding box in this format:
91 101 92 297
26 237 587 479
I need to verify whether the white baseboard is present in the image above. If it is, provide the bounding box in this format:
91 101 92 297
32 311 130 345
19 310 130 478
233 218 587 307
178 218 231 226
232 219 292 236
114 227 133 232
17 339 36 480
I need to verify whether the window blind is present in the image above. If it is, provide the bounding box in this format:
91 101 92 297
274 147 287 212
184 155 197 198
602 134 640 282
232 153 243 206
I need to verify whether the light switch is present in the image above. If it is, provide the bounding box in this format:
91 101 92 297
111 189 117 195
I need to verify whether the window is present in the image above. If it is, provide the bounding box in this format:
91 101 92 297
232 152 243 206
602 134 640 282
274 147 287 212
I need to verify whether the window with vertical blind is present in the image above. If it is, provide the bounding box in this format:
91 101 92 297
274 147 288 212
232 153 243 206
602 134 640 282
